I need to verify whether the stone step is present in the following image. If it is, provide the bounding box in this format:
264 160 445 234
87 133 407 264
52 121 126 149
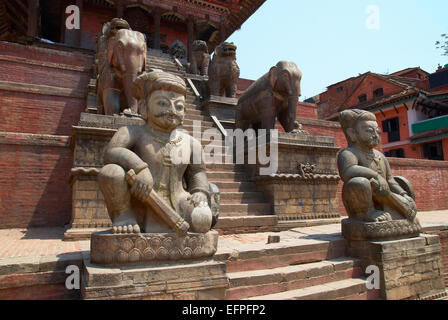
147 65 180 72
219 203 272 215
146 66 182 73
206 163 246 172
211 181 257 192
207 171 247 181
184 114 211 121
215 236 346 274
184 108 205 116
226 258 362 300
220 192 265 203
214 216 278 235
183 119 213 127
246 278 377 300
182 126 220 135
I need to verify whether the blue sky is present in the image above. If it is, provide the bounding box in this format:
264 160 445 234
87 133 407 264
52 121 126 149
227 0 448 100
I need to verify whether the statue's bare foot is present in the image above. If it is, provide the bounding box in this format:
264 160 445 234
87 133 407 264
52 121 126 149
112 212 140 234
122 108 138 117
365 209 392 222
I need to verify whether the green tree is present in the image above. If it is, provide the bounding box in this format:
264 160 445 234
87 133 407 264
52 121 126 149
435 34 448 56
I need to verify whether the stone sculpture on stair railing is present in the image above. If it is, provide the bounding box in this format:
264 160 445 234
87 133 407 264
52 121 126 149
207 42 240 98
189 40 210 76
338 109 422 241
92 70 220 265
96 18 147 117
235 61 306 133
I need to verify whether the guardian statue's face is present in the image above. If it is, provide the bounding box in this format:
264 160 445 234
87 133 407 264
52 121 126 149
147 90 185 132
355 120 381 149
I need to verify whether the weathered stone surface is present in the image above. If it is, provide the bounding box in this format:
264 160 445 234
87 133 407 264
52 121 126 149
247 132 340 221
189 40 210 76
203 95 238 122
96 18 147 115
341 218 422 241
208 42 239 98
95 70 218 237
235 61 302 133
90 231 219 265
346 235 446 300
82 256 228 300
337 109 420 241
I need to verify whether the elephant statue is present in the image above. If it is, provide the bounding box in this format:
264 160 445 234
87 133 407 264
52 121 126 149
235 61 302 132
96 18 147 116
189 40 210 76
208 42 240 98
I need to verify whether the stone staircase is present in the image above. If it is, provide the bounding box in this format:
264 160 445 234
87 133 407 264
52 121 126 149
144 52 276 234
215 230 381 300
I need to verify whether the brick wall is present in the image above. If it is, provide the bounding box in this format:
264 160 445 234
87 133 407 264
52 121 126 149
388 158 448 212
345 77 403 108
0 42 93 228
297 102 317 120
0 42 93 135
0 136 73 228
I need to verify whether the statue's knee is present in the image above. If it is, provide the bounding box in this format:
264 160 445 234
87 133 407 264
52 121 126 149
344 177 372 194
98 164 126 186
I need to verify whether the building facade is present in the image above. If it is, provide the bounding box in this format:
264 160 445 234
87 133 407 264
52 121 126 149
0 0 264 57
316 67 448 161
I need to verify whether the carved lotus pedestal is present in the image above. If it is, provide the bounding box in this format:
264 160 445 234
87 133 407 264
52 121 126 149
82 230 228 300
341 218 422 241
90 230 219 265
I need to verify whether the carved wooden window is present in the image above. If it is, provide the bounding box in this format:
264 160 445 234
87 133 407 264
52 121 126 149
385 148 405 158
423 141 444 161
373 88 384 98
382 117 400 143
358 94 367 103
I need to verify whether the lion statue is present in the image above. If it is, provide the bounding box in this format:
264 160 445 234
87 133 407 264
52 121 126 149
207 42 240 98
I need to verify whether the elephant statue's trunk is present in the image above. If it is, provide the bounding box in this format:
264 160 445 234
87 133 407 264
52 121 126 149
288 95 299 113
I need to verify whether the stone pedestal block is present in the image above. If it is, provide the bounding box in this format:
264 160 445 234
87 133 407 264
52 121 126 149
65 113 145 240
346 235 446 300
81 256 228 300
247 132 341 221
90 231 219 265
202 95 238 123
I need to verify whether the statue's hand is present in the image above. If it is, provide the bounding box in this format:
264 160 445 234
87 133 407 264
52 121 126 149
403 193 416 207
374 175 391 197
189 192 208 208
130 168 153 202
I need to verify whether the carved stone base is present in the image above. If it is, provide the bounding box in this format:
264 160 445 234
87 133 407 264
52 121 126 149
90 230 219 266
341 218 422 241
82 255 228 300
202 95 238 122
346 235 446 300
247 132 341 221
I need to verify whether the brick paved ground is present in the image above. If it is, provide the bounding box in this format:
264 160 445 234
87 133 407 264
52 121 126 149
0 210 446 260
0 228 81 259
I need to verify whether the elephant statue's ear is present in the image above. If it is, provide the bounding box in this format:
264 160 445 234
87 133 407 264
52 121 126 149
269 66 278 88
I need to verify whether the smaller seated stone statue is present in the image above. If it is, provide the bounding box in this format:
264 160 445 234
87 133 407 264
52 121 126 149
98 70 219 236
338 109 421 240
